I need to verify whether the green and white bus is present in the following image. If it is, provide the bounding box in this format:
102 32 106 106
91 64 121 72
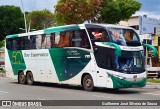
5 24 157 91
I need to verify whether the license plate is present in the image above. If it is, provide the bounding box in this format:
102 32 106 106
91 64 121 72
132 85 139 88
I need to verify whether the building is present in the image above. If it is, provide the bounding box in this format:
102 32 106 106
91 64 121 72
119 15 160 40
0 47 5 65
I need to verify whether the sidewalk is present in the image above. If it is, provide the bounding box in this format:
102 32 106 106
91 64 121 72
144 82 160 89
0 73 5 77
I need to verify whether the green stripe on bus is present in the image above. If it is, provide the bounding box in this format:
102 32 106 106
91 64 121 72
102 42 122 56
7 50 26 75
108 74 146 88
44 25 80 34
6 34 19 39
49 48 91 81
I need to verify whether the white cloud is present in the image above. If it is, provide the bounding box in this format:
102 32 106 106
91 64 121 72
0 0 58 13
134 11 160 20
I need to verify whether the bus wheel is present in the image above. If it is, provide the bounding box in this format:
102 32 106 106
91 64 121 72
18 71 26 84
82 75 94 91
26 72 34 85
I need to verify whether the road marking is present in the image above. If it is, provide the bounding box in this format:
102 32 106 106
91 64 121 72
38 98 45 100
92 94 111 99
0 91 9 94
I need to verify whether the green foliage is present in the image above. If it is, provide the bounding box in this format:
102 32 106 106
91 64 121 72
147 79 160 83
54 0 103 26
117 0 142 20
27 10 54 30
54 0 88 25
100 0 141 24
100 0 121 23
0 70 6 73
54 0 141 25
0 5 24 40
0 40 5 48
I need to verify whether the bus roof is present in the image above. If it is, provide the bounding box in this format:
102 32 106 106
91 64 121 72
85 23 134 30
6 23 134 39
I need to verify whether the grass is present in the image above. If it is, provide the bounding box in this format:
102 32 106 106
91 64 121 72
147 78 160 83
0 70 5 73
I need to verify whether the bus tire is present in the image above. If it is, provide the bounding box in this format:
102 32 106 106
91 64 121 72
18 71 26 84
26 72 34 85
82 74 94 91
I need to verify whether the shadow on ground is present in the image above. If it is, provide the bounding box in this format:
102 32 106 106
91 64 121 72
10 81 141 94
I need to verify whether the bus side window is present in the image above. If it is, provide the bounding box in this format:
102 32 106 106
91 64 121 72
86 28 110 47
18 37 25 50
81 30 90 49
55 32 60 47
6 39 13 50
65 31 73 47
72 30 90 49
45 35 50 49
41 34 46 49
7 37 27 50
30 35 36 49
13 38 19 50
50 33 55 48
23 36 30 50
36 35 42 49
44 33 55 49
72 31 81 47
101 31 110 42
56 31 72 48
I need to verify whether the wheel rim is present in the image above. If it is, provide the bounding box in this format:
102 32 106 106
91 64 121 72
85 79 92 87
20 74 25 82
28 74 33 83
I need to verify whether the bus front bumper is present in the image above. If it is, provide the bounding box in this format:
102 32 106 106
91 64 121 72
108 74 147 89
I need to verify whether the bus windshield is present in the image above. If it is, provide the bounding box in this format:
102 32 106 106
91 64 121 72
108 28 141 46
116 51 145 74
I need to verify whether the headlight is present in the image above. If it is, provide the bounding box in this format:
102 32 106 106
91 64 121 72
107 72 126 80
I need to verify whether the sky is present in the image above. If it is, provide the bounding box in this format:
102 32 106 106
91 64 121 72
135 0 160 19
0 0 58 13
0 0 160 19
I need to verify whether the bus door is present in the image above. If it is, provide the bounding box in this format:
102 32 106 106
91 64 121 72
65 30 91 81
49 48 91 82
86 25 113 87
50 30 91 82
65 48 91 80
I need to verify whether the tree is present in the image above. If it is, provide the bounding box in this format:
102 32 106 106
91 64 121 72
99 0 121 23
27 10 54 30
54 0 141 25
100 0 142 23
0 5 24 40
0 40 5 48
54 0 103 26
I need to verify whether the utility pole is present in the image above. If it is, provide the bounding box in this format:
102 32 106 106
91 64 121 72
20 0 27 33
28 0 37 32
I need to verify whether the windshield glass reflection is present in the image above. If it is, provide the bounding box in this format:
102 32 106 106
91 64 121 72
108 28 140 46
115 51 145 73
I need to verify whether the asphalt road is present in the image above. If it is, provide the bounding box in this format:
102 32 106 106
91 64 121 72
0 77 160 109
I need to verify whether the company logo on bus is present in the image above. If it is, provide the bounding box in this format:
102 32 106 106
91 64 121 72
133 75 138 81
12 51 22 64
67 50 80 56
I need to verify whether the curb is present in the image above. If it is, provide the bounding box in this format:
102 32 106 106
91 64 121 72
0 73 6 77
144 84 160 89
